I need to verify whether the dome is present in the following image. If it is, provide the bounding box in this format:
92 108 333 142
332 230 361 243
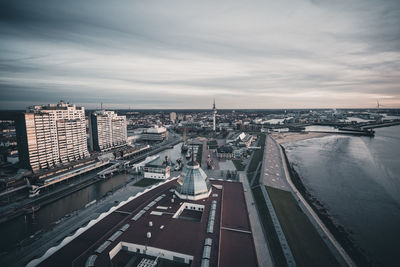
175 161 211 200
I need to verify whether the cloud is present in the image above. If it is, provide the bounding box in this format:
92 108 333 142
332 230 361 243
0 0 399 109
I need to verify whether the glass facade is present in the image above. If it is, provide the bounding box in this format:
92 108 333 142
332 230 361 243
176 161 211 197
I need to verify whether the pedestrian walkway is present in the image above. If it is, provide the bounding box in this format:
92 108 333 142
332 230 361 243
263 135 290 191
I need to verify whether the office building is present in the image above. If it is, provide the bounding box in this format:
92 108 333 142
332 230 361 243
89 110 127 151
16 101 89 172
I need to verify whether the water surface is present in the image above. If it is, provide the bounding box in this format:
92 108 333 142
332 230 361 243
283 126 400 266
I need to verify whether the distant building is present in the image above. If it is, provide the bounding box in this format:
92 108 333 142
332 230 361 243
170 112 177 123
16 101 89 172
89 110 127 151
216 146 234 159
227 132 253 148
177 113 184 121
141 126 168 141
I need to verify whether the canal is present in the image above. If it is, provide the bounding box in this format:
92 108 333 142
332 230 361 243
0 142 183 254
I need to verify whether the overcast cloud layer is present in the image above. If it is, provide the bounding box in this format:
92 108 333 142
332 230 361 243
0 0 399 109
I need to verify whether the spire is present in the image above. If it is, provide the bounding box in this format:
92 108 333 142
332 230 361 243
213 98 216 110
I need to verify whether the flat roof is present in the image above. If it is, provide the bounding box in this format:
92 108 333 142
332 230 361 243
36 179 258 267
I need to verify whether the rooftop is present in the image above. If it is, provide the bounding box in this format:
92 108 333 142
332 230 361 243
32 179 258 267
145 126 167 134
216 146 233 154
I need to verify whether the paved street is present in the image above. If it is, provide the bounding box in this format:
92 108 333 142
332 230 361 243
263 135 290 191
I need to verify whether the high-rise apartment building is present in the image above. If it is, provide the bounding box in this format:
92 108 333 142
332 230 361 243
89 110 127 151
170 112 177 123
16 101 89 172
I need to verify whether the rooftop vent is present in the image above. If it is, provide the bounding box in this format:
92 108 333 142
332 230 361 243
147 232 152 239
149 221 153 227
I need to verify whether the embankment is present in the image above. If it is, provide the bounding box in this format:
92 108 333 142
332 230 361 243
280 146 372 266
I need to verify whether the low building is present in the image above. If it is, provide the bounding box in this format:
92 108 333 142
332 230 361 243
216 146 234 159
228 132 253 148
29 161 258 267
233 147 247 158
143 164 170 179
141 126 168 141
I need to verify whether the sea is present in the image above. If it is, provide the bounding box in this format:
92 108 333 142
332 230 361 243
283 125 400 266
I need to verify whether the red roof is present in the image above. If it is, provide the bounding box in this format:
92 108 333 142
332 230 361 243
37 179 258 267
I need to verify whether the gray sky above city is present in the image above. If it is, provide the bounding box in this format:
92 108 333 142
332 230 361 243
0 0 399 109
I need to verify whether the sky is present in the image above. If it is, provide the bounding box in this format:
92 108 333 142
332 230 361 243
0 0 399 109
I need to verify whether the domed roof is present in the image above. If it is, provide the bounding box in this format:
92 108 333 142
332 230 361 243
175 161 211 200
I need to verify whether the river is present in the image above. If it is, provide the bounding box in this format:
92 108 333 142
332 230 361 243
283 126 400 266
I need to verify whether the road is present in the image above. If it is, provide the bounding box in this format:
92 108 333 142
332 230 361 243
259 135 296 267
239 171 274 267
276 138 355 267
263 135 290 191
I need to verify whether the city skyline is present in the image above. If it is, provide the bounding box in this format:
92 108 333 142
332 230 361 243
1 0 400 109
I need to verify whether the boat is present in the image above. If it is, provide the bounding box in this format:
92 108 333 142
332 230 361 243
181 144 188 153
162 155 172 166
29 185 40 198
174 158 183 171
207 159 213 169
85 199 97 208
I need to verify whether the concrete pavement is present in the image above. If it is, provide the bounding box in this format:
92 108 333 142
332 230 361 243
259 135 296 267
263 135 290 191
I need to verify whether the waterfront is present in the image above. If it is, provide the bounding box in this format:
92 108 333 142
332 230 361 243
0 141 183 255
0 173 132 254
283 125 400 266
